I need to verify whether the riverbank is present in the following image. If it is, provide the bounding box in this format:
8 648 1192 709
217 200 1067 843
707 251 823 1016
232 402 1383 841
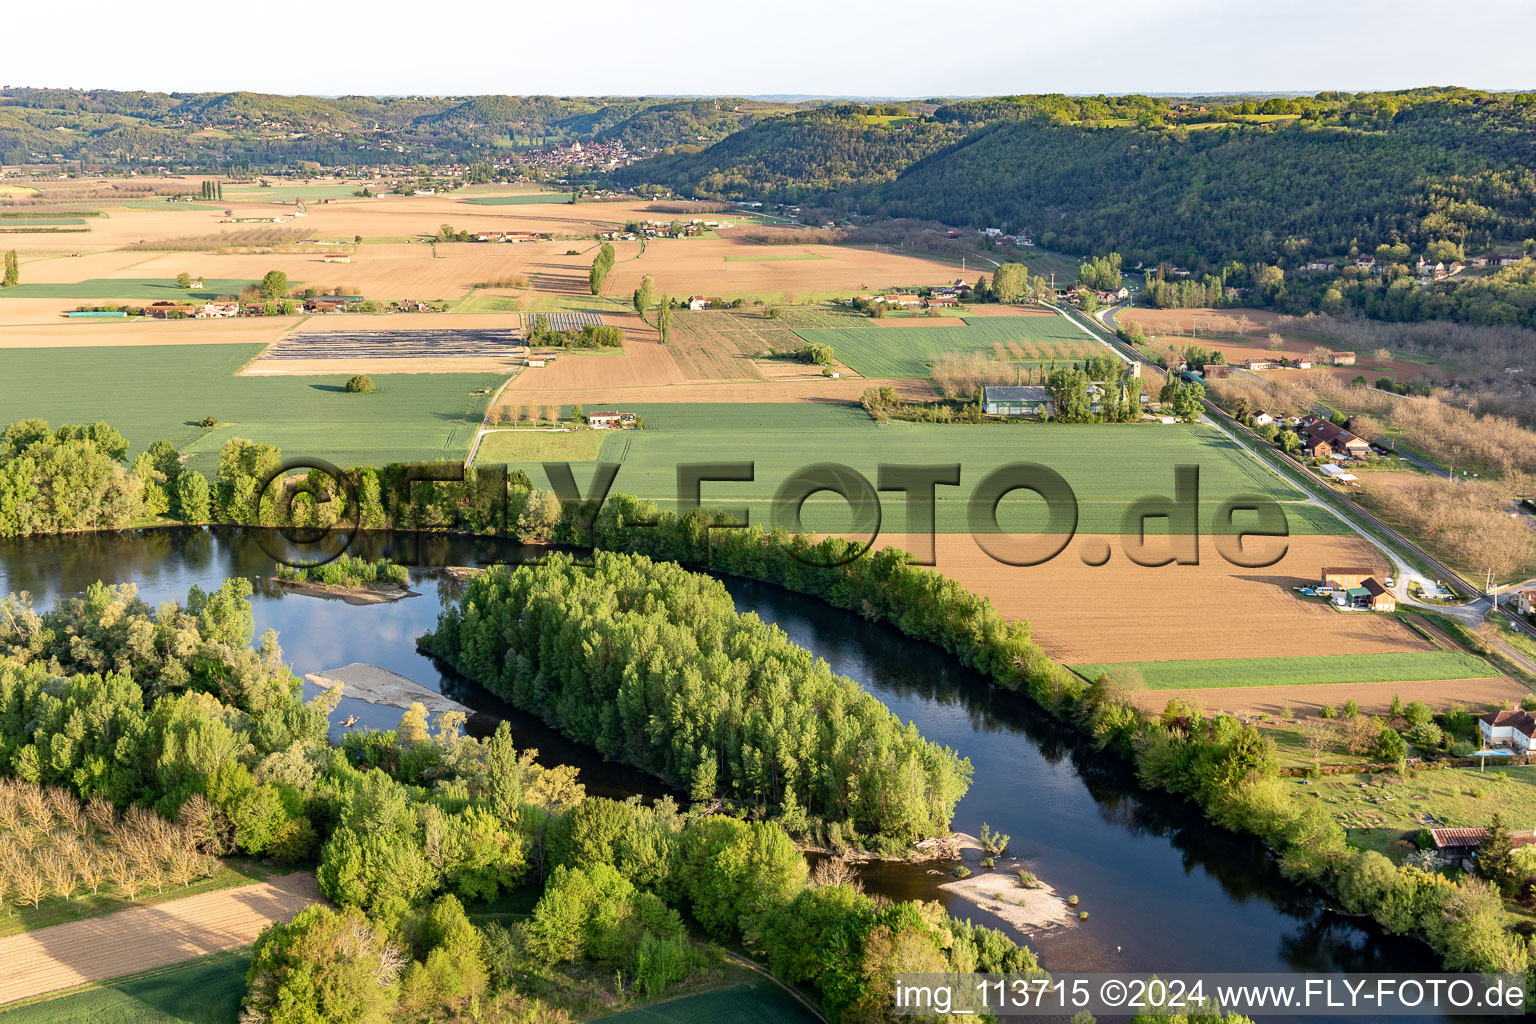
939 870 1076 938
305 662 469 714
268 576 415 605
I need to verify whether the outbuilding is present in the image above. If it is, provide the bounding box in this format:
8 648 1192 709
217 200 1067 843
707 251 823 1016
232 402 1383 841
1362 577 1396 612
983 385 1054 418
1321 566 1374 590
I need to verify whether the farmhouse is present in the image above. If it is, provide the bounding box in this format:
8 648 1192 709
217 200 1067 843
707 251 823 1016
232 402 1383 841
1244 358 1275 371
927 295 959 309
1515 589 1536 616
983 385 1053 418
1361 577 1396 612
587 411 637 429
1302 436 1334 460
686 296 722 311
1330 351 1357 366
1252 411 1275 426
1321 566 1375 590
196 302 239 318
1202 364 1234 380
1479 710 1536 753
1297 415 1371 458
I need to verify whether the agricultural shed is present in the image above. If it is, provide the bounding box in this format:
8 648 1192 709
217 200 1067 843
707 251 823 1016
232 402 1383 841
1321 567 1374 590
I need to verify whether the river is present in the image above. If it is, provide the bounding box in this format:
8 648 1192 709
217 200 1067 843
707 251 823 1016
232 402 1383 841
0 527 1458 1020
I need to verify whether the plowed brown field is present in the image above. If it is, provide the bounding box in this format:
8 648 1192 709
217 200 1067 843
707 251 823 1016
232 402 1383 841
0 872 320 1005
871 532 1431 664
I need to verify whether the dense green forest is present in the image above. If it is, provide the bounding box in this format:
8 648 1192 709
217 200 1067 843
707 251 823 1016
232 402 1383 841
0 88 805 167
610 104 966 200
424 551 971 848
613 89 1536 266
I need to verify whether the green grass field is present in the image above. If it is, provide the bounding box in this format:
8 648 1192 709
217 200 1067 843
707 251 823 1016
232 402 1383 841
1004 249 1085 285
595 982 819 1024
503 404 1344 535
0 218 86 226
475 429 606 463
459 193 567 206
0 345 500 472
0 949 249 1023
454 293 524 313
1071 651 1498 690
793 315 1105 378
722 252 829 262
1295 765 1536 862
0 279 270 301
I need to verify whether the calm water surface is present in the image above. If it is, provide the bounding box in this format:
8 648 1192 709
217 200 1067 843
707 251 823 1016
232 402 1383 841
0 528 1465 1022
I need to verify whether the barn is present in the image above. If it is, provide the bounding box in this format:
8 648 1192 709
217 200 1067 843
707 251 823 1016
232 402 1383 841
1321 566 1374 590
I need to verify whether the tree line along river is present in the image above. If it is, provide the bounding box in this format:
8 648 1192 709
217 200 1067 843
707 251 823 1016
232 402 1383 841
0 527 1461 1024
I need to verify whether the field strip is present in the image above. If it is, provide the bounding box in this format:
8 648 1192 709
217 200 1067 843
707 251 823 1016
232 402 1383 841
1071 650 1498 690
0 872 320 1006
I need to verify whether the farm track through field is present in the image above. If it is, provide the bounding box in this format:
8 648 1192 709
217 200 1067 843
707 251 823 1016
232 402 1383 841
0 872 320 1006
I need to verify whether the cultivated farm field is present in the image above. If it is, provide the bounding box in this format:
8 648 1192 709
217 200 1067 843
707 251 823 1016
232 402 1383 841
871 531 1455 671
0 948 249 1023
0 344 499 470
793 315 1112 378
509 405 1344 535
0 873 318 1006
474 429 606 463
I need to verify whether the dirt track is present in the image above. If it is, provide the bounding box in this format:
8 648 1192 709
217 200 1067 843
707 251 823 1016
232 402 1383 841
0 872 321 1006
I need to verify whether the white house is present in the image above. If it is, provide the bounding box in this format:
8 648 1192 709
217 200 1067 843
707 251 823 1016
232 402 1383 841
1479 710 1536 752
1252 411 1276 426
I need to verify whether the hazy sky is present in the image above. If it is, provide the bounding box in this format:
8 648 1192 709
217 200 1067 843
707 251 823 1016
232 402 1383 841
9 0 1535 98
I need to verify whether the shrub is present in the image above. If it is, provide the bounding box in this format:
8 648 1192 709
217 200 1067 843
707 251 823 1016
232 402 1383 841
1319 704 1337 719
198 416 218 428
345 374 375 393
634 931 698 997
1405 722 1444 751
1342 699 1360 719
953 866 971 879
1067 894 1079 906
1016 870 1037 888
1371 727 1408 761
